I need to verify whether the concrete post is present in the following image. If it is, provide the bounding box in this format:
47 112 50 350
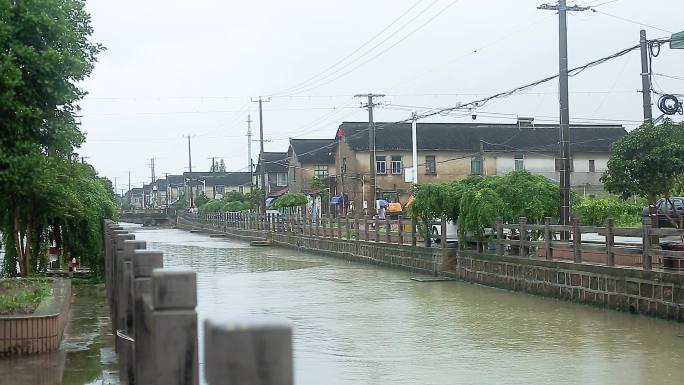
441 216 447 250
496 217 504 256
544 217 553 260
315 213 320 237
204 317 293 385
345 215 351 240
336 216 342 239
353 216 359 241
364 217 370 242
519 217 527 258
113 232 134 344
385 219 391 244
133 250 164 385
571 217 581 263
605 218 615 266
374 217 379 243
642 216 652 270
149 268 199 385
120 239 147 385
411 218 417 247
398 216 404 245
328 214 334 240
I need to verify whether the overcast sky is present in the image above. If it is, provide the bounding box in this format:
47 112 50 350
78 0 683 192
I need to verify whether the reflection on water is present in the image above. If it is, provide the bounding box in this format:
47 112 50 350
3 225 683 385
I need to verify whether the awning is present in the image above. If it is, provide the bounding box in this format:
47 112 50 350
265 197 277 208
330 196 344 205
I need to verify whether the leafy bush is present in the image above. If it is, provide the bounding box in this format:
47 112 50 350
573 196 645 227
273 193 308 209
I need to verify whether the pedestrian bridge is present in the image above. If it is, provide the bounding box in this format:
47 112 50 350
118 209 173 226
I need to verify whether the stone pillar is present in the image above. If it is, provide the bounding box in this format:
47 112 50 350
411 218 417 247
336 216 342 239
441 216 447 250
642 216 652 270
375 217 380 243
519 217 528 258
605 218 615 266
496 217 504 256
398 216 404 245
133 250 164 385
204 317 293 385
120 239 146 385
544 217 553 260
149 268 199 385
385 219 391 244
571 217 581 263
113 232 134 344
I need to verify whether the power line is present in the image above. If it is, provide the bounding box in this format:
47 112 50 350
591 9 675 34
288 0 461 96
268 0 430 96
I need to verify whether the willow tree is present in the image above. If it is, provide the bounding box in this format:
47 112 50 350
0 0 105 276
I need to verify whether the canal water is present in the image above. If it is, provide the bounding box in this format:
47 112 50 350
3 225 684 384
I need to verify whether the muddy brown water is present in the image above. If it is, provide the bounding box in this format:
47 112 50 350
2 225 683 384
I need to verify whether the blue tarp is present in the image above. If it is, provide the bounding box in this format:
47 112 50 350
265 197 276 208
330 196 344 205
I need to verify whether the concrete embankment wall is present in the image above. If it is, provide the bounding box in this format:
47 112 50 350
0 279 72 355
177 217 684 322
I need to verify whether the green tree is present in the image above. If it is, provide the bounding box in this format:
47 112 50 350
602 120 684 206
273 193 308 210
0 0 106 277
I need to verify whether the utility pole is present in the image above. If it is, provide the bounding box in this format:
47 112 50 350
247 114 253 180
163 172 170 211
148 157 157 184
538 1 589 230
251 97 270 213
127 171 131 206
640 29 653 123
186 135 194 208
354 93 385 214
411 112 418 184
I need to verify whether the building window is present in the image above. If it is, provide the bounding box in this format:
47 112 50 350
292 166 296 182
276 173 287 187
514 155 524 171
376 156 387 175
391 155 402 175
239 186 244 194
589 159 595 173
215 185 225 195
471 157 482 175
425 155 436 175
314 165 329 178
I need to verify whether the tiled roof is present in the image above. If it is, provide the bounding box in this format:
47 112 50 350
289 138 336 164
340 121 627 153
256 152 288 173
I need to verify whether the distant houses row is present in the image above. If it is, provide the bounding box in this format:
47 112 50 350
124 118 627 215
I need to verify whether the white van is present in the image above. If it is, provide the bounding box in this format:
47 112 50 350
431 218 498 244
431 218 459 243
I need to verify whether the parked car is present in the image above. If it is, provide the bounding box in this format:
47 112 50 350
642 197 684 227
